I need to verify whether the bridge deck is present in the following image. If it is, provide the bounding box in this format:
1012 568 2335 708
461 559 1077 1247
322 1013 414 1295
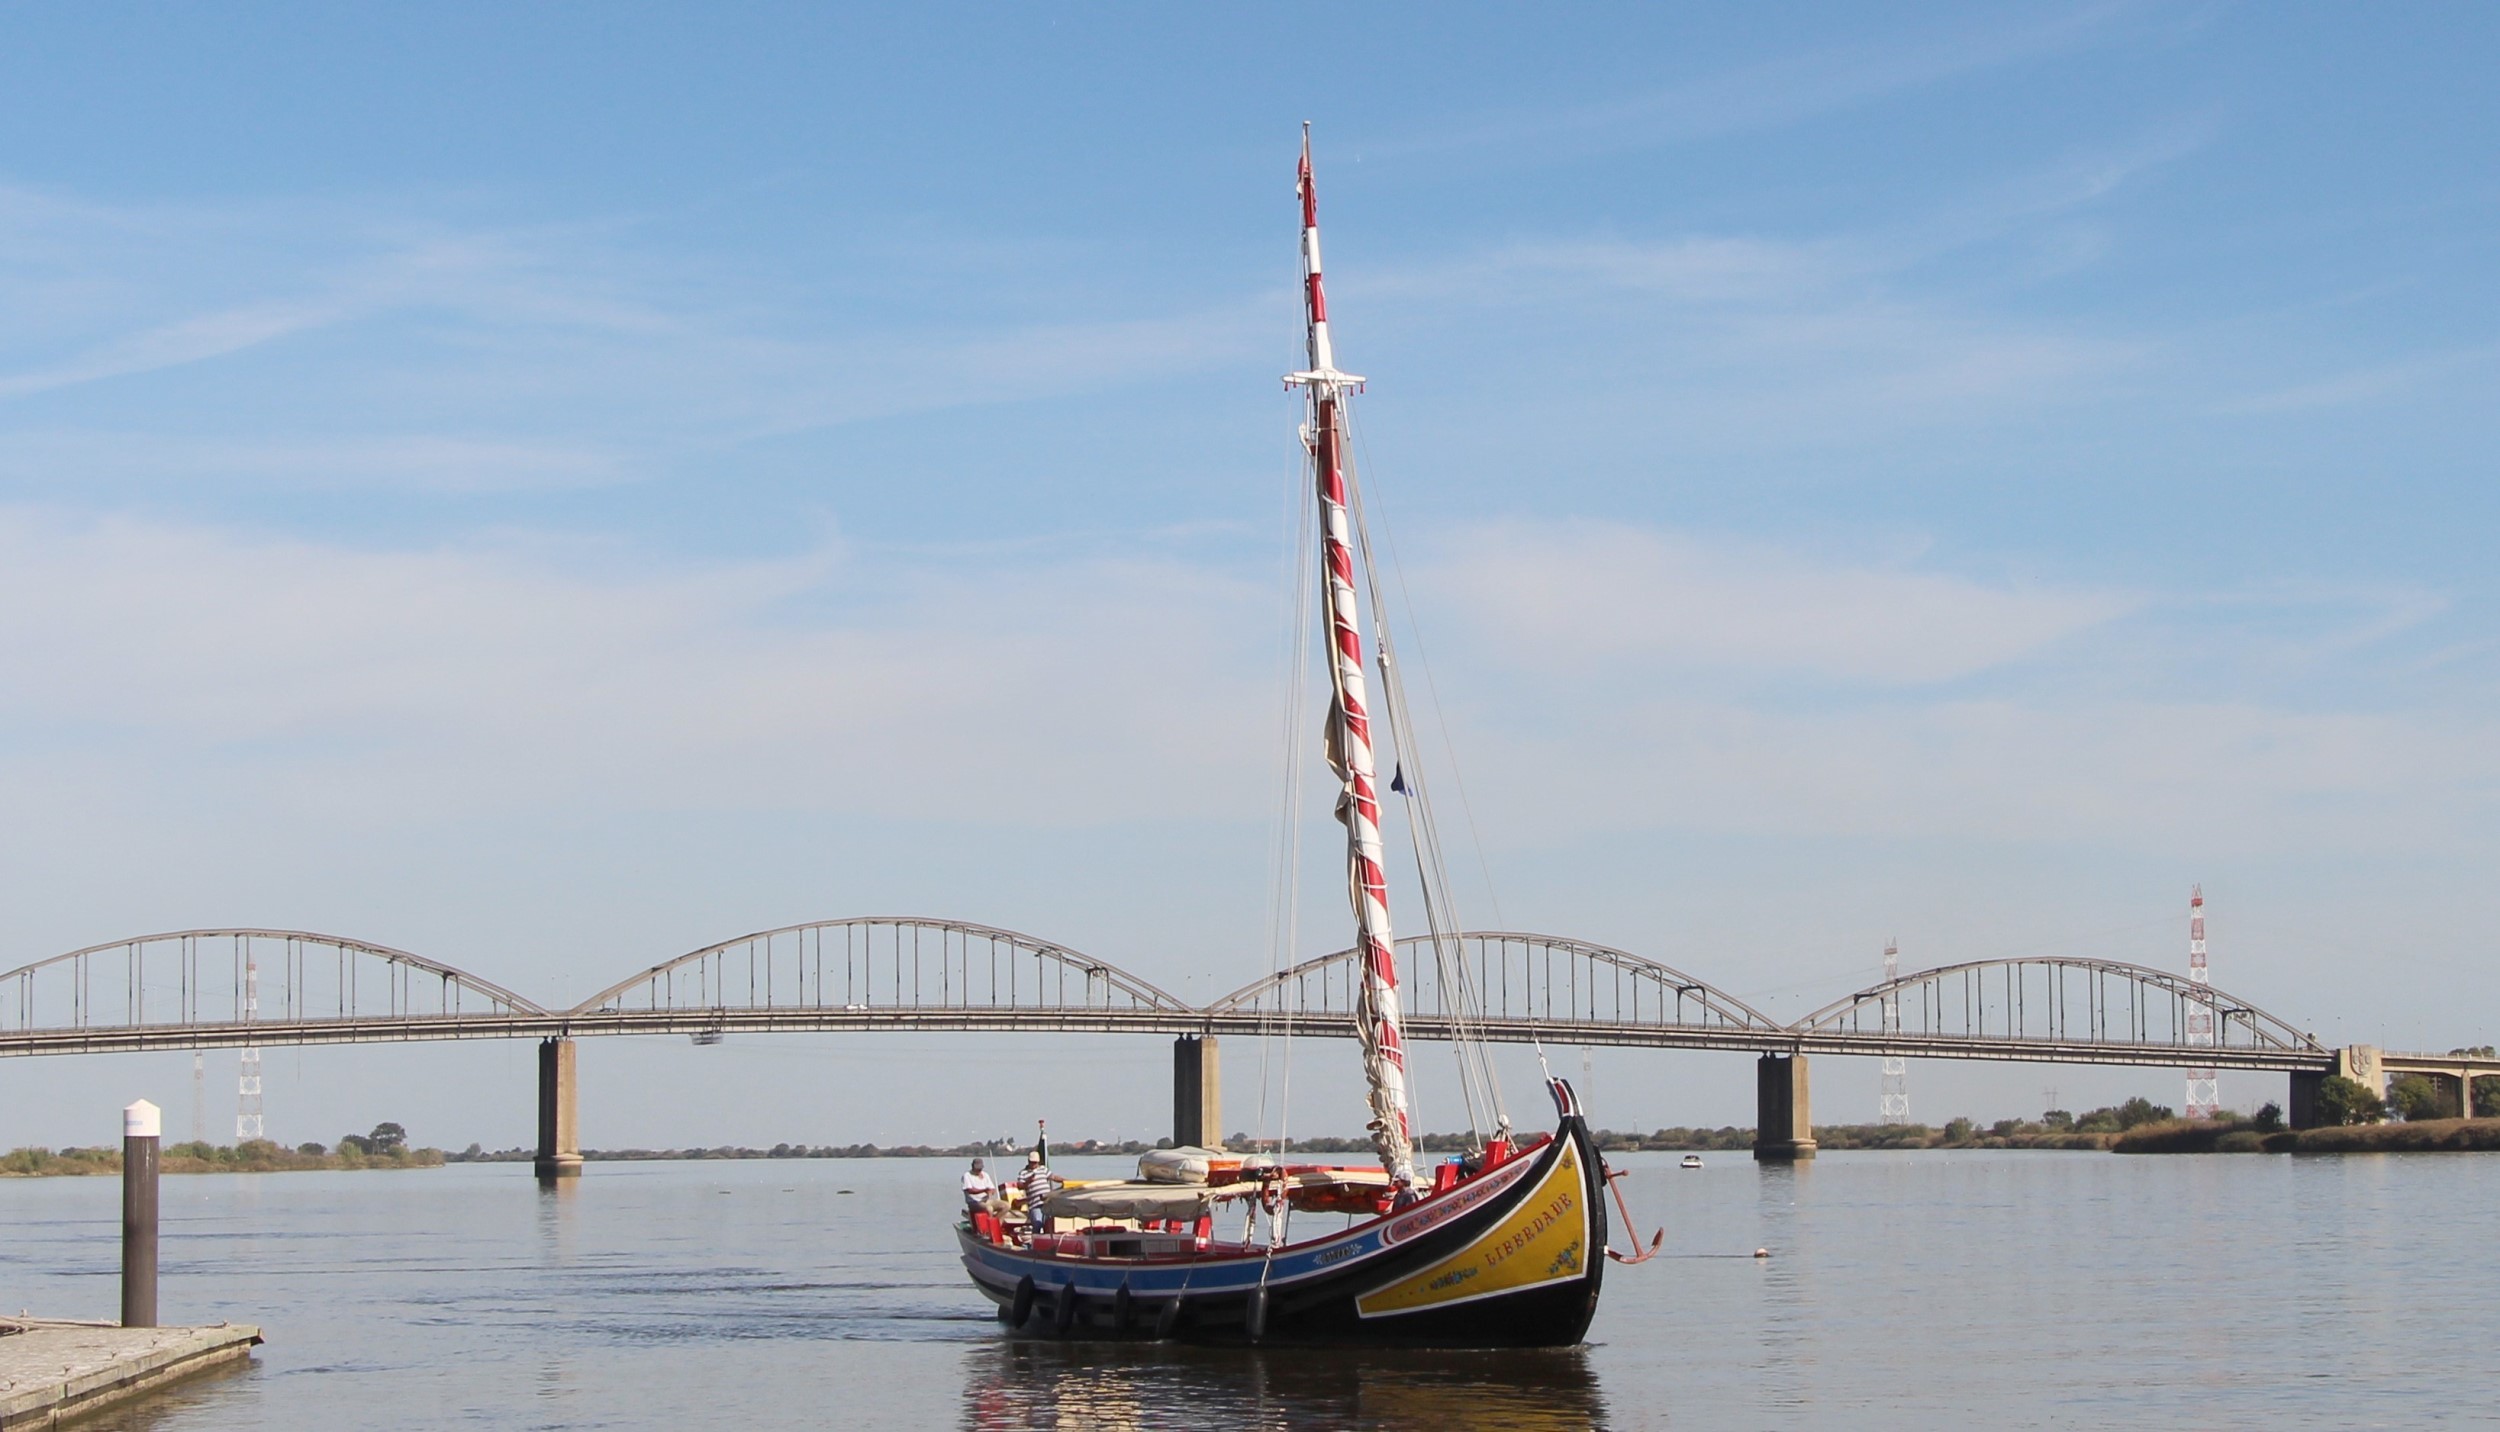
0 1008 2349 1071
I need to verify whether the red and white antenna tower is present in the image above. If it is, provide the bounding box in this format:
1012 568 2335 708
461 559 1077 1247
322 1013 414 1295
2183 887 2218 1119
236 950 264 1142
1877 940 1908 1123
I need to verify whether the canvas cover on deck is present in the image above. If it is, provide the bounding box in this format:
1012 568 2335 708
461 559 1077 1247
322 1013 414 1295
1136 1146 1228 1184
1045 1182 1218 1222
1282 1167 1391 1213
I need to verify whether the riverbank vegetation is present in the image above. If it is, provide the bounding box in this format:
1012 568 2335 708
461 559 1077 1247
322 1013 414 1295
440 1129 1616 1163
445 1136 1176 1163
110 1079 2482 1173
1581 1098 2185 1153
2 1124 443 1177
2279 1117 2500 1151
426 1105 2165 1163
2117 1112 2500 1153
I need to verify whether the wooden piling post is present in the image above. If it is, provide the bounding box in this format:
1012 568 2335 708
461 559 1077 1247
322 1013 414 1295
121 1099 160 1328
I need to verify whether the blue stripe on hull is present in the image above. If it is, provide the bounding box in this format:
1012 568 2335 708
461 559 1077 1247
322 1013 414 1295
961 1226 1387 1296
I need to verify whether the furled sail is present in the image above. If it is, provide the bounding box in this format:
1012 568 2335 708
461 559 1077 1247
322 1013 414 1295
1286 126 1420 1194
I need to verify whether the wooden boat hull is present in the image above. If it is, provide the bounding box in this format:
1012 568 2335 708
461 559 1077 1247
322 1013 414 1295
957 1114 1607 1347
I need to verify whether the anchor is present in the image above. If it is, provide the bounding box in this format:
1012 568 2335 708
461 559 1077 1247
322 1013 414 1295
1598 1159 1664 1264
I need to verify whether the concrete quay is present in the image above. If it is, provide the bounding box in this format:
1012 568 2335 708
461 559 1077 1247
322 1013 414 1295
0 1319 260 1429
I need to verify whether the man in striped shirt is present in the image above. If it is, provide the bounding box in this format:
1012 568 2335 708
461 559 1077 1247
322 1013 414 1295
1018 1149 1058 1238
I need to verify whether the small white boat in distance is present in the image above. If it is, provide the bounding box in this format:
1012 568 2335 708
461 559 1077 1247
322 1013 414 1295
1680 1155 1703 1169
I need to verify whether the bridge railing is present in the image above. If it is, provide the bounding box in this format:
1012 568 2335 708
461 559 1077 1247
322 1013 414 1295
0 929 547 1039
566 917 1194 1022
1789 957 2323 1054
1208 931 1785 1036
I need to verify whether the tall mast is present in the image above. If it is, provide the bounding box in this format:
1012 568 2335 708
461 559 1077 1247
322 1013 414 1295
1286 124 1420 1192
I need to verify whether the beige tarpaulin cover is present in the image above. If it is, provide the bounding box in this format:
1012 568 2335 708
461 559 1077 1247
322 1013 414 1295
1285 1168 1391 1193
1135 1147 1225 1184
1044 1182 1217 1222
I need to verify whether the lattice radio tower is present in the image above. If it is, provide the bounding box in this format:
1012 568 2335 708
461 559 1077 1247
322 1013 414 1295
1878 940 1909 1123
2183 886 2219 1119
236 951 264 1142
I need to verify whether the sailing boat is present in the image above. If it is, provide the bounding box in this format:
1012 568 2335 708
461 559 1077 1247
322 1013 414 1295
956 127 1642 1347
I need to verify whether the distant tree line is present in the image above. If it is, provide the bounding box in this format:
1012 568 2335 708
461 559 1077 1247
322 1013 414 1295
424 1065 2500 1168
3 1122 437 1176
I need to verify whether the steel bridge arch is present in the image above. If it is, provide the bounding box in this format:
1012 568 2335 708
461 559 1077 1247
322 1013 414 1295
1207 931 1784 1037
1789 956 2323 1053
567 916 1194 1022
0 928 548 1041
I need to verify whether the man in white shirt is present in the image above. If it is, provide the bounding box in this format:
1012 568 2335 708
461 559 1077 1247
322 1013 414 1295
961 1157 995 1215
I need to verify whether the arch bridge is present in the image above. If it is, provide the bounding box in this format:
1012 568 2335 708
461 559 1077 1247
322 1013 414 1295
8 917 2453 1169
1202 931 1788 1048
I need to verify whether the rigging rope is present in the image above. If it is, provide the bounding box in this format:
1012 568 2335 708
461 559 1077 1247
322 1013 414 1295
1345 409 1552 1095
1255 430 1318 1159
1339 412 1510 1142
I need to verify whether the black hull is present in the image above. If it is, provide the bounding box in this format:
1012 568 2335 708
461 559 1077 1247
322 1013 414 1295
958 1113 1608 1348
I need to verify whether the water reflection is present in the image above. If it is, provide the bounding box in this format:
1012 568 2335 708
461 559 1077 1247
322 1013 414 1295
1752 1161 1814 1415
959 1341 1612 1430
534 1175 577 1268
69 1356 255 1432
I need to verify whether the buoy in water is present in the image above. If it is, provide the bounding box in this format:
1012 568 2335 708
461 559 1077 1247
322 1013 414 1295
1753 1248 1770 1259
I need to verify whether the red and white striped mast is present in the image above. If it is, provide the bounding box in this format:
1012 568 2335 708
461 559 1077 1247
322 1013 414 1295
2184 886 2219 1119
1286 124 1421 1194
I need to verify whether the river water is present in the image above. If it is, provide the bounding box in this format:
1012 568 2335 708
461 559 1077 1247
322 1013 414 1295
3 1148 2491 1429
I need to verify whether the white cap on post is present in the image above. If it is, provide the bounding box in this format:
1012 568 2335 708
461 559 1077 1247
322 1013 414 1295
124 1100 161 1139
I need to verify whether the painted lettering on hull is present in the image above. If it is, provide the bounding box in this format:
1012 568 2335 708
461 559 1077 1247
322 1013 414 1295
1354 1143 1588 1318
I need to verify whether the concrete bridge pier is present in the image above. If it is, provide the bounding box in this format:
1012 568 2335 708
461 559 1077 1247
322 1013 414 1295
534 1037 581 1180
2445 1068 2484 1119
1753 1053 1816 1161
2289 1044 2382 1128
1173 1034 1221 1149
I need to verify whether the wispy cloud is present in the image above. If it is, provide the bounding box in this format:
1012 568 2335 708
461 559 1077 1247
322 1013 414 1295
1461 691 2500 857
11 504 2466 860
0 507 1277 824
0 298 354 399
0 431 628 494
1360 515 2497 859
0 181 1285 492
1329 127 2224 443
2212 342 2500 415
1422 518 2132 685
1365 4 2148 163
1351 227 2147 444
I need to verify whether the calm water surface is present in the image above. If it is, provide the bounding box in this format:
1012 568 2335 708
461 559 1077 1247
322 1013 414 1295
3 1149 2492 1428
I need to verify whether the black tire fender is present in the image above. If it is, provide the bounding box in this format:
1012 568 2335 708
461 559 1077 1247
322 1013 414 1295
1009 1275 1035 1328
1112 1280 1135 1333
1154 1295 1184 1339
1053 1281 1079 1335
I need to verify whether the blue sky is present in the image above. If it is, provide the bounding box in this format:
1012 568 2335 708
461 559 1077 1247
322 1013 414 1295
3 4 2496 1149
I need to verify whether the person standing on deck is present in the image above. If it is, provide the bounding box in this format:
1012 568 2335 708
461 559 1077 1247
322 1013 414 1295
1018 1149 1058 1237
960 1157 995 1215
